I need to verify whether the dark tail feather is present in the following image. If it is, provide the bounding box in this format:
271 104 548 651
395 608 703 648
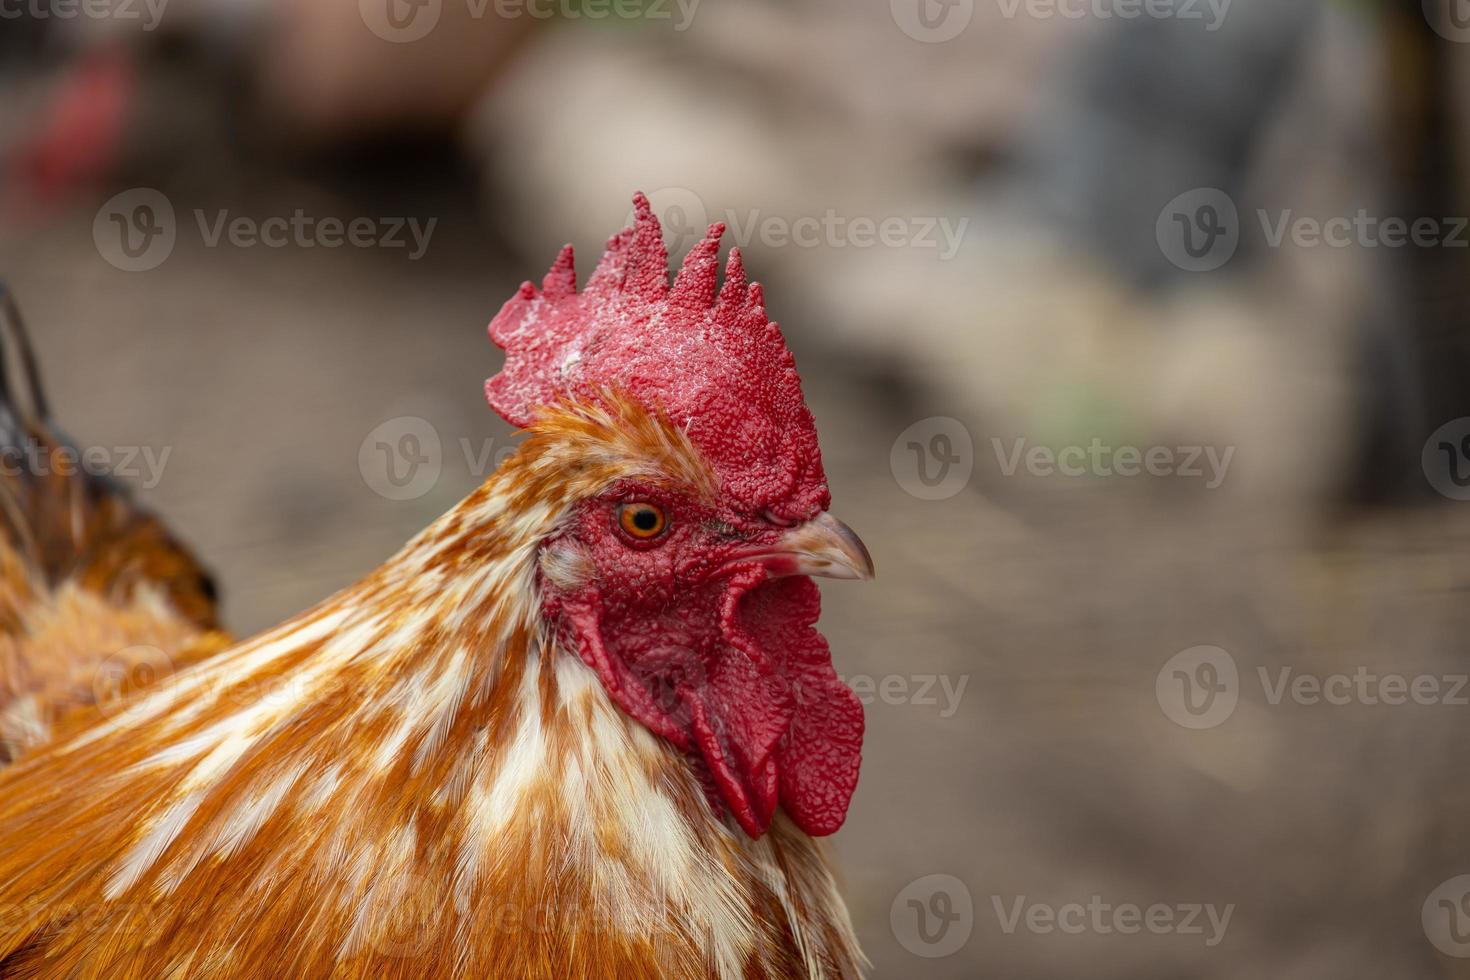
0 286 219 628
0 283 50 425
0 288 225 764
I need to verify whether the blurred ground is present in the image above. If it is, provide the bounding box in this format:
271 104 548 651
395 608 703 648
7 0 1470 977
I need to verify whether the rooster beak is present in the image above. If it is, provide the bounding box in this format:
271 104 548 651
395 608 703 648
763 512 875 581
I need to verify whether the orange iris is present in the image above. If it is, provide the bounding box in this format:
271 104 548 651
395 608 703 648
618 502 667 539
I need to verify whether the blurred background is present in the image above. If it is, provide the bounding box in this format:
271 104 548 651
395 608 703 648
6 0 1470 975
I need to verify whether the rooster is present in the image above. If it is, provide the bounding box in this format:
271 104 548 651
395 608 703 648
0 194 874 979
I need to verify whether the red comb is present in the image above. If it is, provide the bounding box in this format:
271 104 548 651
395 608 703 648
487 193 828 514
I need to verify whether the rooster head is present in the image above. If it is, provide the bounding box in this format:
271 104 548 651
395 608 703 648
486 193 872 839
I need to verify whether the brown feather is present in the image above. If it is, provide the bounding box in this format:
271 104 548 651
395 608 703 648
0 417 224 764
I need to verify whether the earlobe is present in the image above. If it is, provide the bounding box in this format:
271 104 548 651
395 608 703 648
538 540 594 591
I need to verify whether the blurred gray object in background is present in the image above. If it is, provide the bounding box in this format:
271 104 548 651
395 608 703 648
1015 0 1321 290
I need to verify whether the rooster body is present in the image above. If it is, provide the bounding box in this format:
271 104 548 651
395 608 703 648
0 199 872 978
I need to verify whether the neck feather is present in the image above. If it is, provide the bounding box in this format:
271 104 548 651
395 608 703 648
0 400 865 977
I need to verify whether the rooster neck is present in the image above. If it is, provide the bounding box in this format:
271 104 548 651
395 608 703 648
0 416 866 978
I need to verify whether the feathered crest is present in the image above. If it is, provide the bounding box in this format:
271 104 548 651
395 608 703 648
486 193 827 514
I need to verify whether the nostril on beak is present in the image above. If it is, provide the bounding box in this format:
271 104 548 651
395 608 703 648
773 512 875 581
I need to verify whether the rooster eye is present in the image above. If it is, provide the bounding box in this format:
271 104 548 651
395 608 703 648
617 502 667 540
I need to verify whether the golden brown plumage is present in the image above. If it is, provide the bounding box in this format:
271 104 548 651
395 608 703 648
0 203 873 978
